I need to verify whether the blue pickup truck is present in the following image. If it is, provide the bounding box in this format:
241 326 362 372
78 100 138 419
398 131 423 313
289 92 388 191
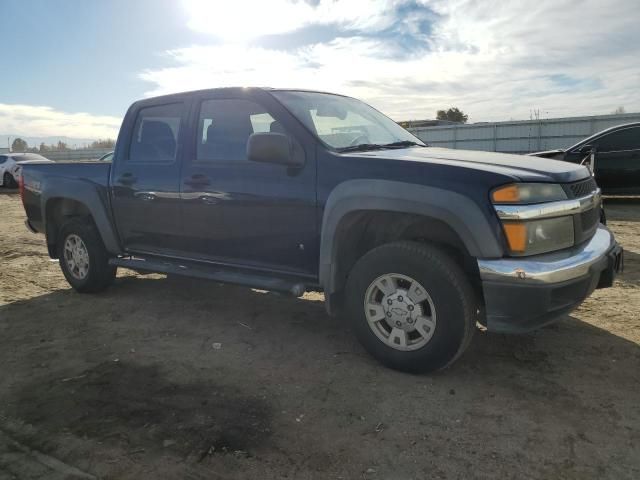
20 88 623 372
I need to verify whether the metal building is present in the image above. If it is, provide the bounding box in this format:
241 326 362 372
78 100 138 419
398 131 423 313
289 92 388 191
407 112 640 154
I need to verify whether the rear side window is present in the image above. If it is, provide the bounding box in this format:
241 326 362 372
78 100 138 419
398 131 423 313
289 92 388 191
0 156 6 164
129 103 183 162
196 99 278 162
597 127 640 152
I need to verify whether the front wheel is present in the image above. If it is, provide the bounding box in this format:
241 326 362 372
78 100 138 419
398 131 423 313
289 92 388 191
57 219 116 293
345 241 477 373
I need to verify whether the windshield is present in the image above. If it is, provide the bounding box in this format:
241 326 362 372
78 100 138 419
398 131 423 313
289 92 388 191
271 91 425 151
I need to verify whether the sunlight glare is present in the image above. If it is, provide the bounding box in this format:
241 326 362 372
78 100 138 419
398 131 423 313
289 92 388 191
182 0 316 41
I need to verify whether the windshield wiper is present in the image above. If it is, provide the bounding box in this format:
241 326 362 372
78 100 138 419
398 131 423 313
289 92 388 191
337 140 427 153
336 143 385 152
379 140 427 148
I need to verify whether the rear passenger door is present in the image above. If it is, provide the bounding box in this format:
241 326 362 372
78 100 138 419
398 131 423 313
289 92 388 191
180 93 317 277
594 126 640 194
110 101 188 254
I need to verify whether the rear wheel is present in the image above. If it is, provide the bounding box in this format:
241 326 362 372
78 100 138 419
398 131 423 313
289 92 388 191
3 172 17 188
57 218 116 293
345 241 477 373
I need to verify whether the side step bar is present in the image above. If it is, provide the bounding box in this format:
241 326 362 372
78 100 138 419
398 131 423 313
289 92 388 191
109 256 306 297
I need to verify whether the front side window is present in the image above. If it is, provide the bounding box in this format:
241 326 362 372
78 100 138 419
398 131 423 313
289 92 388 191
0 156 6 164
197 99 279 162
129 103 182 162
597 127 640 152
272 91 424 150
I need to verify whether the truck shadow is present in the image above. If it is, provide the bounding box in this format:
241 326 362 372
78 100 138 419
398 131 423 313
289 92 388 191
0 273 638 473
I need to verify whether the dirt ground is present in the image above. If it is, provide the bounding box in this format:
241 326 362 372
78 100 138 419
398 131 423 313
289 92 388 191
0 190 638 480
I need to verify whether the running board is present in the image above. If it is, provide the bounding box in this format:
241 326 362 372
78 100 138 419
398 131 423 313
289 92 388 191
109 256 306 297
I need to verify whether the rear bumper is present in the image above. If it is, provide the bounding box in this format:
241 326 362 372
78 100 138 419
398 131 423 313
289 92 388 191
477 226 622 333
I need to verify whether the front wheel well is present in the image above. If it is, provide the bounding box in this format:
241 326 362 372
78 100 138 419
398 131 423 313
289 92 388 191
328 211 482 310
45 198 93 258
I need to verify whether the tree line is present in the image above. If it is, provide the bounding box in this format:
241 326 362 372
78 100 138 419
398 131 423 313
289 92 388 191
398 107 469 129
10 138 115 153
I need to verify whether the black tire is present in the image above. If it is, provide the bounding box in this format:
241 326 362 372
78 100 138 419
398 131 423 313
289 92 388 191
345 241 477 373
57 218 116 293
3 172 17 189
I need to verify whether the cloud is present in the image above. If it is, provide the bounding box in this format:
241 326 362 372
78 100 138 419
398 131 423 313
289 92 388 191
0 104 121 139
143 0 640 122
181 0 398 41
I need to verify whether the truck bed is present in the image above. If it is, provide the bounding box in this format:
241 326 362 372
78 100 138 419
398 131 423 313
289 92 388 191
21 161 112 234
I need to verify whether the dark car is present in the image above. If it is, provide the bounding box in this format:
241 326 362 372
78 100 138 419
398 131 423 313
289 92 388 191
19 87 622 373
530 122 640 194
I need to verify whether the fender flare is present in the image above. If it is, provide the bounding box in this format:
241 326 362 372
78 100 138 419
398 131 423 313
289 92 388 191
319 179 503 294
41 178 122 255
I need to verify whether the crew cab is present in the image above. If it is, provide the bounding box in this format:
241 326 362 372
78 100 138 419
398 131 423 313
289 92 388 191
20 88 623 372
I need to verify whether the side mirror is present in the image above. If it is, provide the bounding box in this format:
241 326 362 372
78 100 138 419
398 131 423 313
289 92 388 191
247 133 303 167
579 145 597 176
579 144 594 154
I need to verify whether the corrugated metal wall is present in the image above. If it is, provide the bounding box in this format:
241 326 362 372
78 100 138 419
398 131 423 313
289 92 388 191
408 112 640 154
41 148 112 161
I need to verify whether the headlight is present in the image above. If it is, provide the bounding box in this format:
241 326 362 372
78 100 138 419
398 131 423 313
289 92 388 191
492 183 567 204
501 217 575 256
492 183 574 256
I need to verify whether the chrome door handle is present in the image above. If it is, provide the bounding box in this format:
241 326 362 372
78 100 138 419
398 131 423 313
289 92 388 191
200 194 219 205
135 192 156 201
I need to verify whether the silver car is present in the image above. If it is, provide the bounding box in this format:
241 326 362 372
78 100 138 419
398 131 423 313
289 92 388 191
0 153 54 188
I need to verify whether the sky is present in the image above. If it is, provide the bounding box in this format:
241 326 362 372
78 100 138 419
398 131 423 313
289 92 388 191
1 0 639 141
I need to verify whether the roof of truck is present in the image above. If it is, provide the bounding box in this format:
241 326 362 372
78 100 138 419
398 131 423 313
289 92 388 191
131 87 348 106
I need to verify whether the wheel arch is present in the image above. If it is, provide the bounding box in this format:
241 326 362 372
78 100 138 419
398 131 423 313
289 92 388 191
319 180 502 313
42 179 122 258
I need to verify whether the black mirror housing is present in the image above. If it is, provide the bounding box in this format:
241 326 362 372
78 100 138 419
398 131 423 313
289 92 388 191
247 133 302 167
579 144 595 154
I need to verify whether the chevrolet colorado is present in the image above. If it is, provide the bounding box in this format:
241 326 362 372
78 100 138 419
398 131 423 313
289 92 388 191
20 88 623 372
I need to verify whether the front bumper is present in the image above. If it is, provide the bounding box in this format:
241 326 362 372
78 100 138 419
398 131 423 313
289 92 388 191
477 226 622 333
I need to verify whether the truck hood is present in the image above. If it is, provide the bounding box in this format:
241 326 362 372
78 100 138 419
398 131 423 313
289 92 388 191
349 147 588 183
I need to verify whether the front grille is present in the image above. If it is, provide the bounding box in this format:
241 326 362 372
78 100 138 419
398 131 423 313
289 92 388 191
566 177 597 198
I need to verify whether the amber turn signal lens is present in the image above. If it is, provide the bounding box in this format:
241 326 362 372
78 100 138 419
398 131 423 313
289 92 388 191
502 222 527 253
491 184 520 203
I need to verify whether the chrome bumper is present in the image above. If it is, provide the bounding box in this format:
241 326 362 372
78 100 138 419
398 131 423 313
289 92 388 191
478 225 617 285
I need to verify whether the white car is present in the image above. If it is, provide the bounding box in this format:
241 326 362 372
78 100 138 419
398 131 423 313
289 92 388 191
0 153 54 188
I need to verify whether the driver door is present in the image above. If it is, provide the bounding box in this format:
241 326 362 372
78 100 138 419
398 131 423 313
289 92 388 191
180 93 318 276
